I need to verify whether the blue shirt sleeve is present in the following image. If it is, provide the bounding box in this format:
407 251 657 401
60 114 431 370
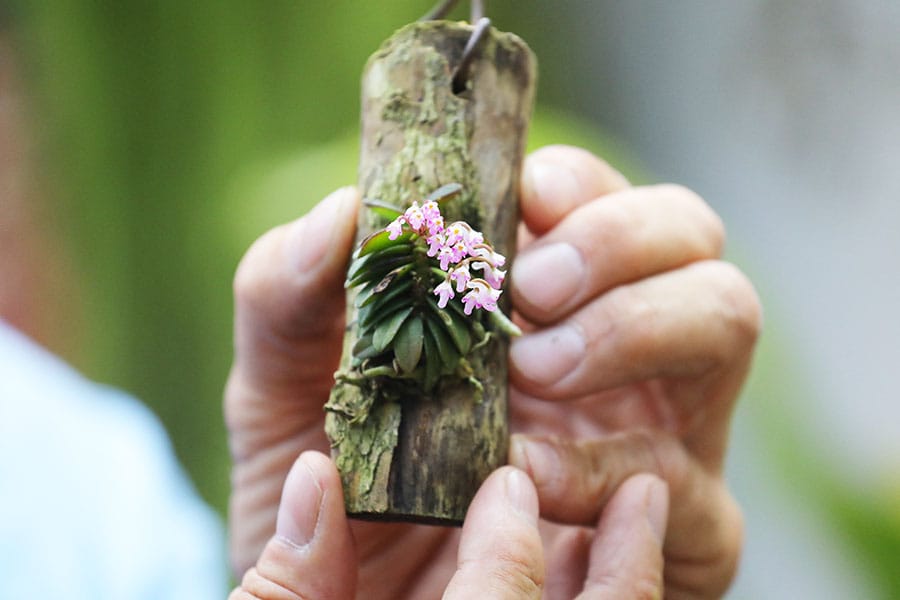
0 321 228 599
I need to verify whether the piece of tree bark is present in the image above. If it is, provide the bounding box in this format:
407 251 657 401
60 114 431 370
325 20 536 525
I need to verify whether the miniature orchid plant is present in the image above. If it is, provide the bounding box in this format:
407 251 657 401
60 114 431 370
343 183 519 393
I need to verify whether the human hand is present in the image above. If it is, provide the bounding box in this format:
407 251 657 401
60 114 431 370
229 452 669 599
225 145 760 598
506 145 760 598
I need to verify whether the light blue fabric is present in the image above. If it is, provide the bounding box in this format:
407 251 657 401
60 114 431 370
0 321 227 599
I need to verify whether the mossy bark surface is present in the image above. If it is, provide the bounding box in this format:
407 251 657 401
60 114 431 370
325 21 536 525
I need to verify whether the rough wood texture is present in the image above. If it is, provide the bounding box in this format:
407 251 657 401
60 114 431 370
325 21 536 525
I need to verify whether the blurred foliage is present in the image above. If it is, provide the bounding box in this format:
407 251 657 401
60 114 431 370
9 1 899 596
744 329 900 598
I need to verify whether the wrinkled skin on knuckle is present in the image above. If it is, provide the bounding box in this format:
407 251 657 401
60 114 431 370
584 570 663 600
665 483 743 599
232 566 306 600
704 489 744 596
705 260 763 354
593 200 642 274
601 285 659 370
488 547 545 600
655 183 726 257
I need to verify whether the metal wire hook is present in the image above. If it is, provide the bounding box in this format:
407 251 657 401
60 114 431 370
420 1 492 93
452 17 491 94
420 0 486 23
420 0 461 21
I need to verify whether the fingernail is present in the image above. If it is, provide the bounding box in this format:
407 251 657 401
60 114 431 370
527 159 580 209
509 436 560 484
275 456 323 547
644 476 669 546
504 468 538 520
293 186 356 272
510 324 585 386
512 242 585 313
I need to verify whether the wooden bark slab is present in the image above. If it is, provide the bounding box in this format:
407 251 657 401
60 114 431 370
325 20 536 525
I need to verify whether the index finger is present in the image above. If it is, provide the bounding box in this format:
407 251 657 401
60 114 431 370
521 145 630 235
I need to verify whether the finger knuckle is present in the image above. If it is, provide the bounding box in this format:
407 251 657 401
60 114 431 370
667 485 744 598
600 284 658 361
489 547 545 599
657 183 726 255
233 566 306 600
590 570 663 600
594 201 642 272
631 574 665 600
714 491 745 591
632 429 690 490
704 261 763 348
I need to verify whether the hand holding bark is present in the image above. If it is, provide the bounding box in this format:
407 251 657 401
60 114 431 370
508 145 761 598
225 145 761 598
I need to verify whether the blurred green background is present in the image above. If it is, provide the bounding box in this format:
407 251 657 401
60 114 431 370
8 1 899 598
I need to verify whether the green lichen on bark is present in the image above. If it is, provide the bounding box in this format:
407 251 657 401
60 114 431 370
359 23 483 232
327 380 401 501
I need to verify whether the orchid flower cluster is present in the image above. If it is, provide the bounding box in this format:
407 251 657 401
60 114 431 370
386 200 507 315
342 184 519 390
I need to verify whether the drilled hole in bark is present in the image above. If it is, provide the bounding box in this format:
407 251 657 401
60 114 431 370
452 74 470 96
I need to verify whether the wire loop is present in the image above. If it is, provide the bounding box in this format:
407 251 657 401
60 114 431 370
420 1 492 93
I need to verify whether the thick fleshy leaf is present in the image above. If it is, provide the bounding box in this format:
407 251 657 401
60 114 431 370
352 334 374 356
445 311 472 355
346 255 412 288
346 254 372 284
351 334 382 366
425 314 460 374
363 292 414 331
353 280 379 309
393 315 424 374
363 198 404 220
357 229 413 257
425 182 463 204
425 297 472 355
359 275 413 309
373 264 413 294
373 307 413 352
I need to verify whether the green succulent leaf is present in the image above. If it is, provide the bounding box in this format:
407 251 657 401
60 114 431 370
362 198 404 220
359 292 412 334
358 271 413 309
357 230 413 257
425 182 463 204
426 297 471 355
394 315 424 374
347 254 413 288
373 306 413 352
445 311 473 355
425 314 461 374
351 334 381 367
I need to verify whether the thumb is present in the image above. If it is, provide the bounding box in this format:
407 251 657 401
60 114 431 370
443 467 545 599
229 185 360 394
230 451 357 599
226 188 359 575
